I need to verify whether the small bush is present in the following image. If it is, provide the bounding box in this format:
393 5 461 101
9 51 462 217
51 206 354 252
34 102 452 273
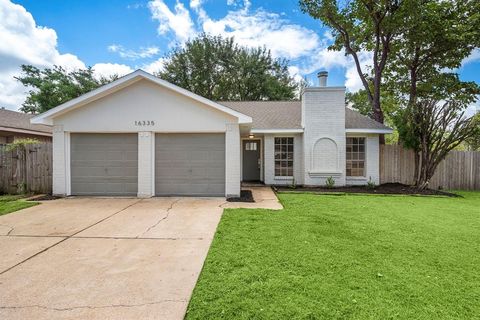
367 177 376 189
325 176 335 189
6 138 39 152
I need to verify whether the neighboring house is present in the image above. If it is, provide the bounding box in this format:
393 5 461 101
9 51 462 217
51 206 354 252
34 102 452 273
31 70 392 198
0 108 52 145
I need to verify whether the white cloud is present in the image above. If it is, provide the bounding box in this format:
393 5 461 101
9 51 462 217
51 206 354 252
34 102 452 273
142 57 167 74
189 0 202 9
147 1 362 91
108 44 160 60
148 0 196 43
344 52 372 92
462 48 480 66
92 63 133 79
0 0 87 110
0 0 139 111
202 9 320 60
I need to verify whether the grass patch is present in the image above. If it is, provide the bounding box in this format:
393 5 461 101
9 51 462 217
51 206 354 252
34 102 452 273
0 195 38 216
186 191 480 319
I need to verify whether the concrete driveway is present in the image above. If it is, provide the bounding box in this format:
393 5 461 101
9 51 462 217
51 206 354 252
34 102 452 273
0 197 226 320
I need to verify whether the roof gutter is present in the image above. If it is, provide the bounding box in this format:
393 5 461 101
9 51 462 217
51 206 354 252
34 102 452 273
346 128 394 134
0 126 52 137
250 129 304 134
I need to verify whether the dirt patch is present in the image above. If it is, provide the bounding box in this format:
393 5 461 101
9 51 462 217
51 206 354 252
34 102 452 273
227 190 255 202
26 194 62 201
275 183 459 197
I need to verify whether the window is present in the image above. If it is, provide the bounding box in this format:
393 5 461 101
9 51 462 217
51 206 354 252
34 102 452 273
245 141 257 151
346 137 365 177
274 137 294 176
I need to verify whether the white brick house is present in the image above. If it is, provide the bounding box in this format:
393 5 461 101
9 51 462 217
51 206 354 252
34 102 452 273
31 70 392 198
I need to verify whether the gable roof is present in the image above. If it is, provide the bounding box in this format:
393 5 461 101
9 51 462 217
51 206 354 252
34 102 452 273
219 101 392 133
0 109 52 136
31 70 252 125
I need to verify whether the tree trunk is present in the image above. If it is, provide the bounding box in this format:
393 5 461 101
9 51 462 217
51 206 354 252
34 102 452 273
413 150 420 185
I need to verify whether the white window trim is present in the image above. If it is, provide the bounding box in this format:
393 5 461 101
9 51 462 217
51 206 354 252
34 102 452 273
274 136 294 178
346 136 367 178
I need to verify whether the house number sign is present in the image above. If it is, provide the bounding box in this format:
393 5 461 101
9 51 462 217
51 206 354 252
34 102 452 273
134 120 155 126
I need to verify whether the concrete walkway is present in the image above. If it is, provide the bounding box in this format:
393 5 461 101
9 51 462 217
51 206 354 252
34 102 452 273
0 187 280 320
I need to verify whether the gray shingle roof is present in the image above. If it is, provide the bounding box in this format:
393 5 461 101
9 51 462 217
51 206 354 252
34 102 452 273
345 107 392 131
219 101 391 131
0 109 52 134
219 101 302 129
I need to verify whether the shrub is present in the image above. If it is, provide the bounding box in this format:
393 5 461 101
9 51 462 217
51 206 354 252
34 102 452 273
325 176 335 189
367 177 376 189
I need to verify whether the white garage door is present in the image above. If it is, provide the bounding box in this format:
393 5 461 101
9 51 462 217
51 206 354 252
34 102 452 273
155 133 225 196
70 133 138 196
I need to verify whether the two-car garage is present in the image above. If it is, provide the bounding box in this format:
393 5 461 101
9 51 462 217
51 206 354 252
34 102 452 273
70 133 226 197
31 70 249 198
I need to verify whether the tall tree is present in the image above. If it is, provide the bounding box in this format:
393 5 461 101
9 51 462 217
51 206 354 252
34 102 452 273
300 0 404 129
16 65 116 114
385 0 480 107
410 99 479 189
385 0 480 184
157 34 298 101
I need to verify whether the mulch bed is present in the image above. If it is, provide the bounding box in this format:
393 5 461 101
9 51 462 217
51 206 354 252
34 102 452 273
275 183 459 197
227 190 255 202
26 194 62 201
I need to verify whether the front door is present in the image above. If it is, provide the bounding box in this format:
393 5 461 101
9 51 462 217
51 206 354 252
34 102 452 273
242 140 261 181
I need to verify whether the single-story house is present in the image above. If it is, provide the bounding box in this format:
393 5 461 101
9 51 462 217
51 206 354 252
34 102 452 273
31 70 392 198
0 108 52 145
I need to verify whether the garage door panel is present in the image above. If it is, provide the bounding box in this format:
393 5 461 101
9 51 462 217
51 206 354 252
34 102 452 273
155 133 225 196
71 133 138 196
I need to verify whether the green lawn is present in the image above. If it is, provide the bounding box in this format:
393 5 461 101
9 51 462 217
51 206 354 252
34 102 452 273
0 195 38 216
186 192 480 320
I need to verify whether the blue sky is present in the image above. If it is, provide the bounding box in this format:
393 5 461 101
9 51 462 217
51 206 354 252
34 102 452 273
1 0 479 111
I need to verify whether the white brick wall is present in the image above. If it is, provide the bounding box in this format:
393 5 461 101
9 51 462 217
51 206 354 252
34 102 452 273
346 134 380 186
264 134 303 186
225 123 241 197
52 125 67 196
302 87 346 186
137 132 154 197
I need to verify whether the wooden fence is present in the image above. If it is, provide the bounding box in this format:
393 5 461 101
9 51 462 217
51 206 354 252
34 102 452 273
380 145 480 190
1 142 478 194
0 142 52 194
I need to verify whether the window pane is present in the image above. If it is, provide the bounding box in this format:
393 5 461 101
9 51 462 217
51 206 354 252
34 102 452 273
274 137 294 176
346 137 365 177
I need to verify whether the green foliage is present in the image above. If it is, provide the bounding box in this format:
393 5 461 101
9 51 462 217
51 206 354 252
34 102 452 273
385 0 480 105
464 113 480 151
5 138 39 152
325 176 335 188
367 177 376 189
300 0 406 125
187 192 480 319
157 34 299 101
346 89 400 124
15 65 117 114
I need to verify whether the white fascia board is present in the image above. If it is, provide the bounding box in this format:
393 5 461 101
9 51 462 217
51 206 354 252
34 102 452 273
251 129 304 134
31 69 252 125
346 128 394 134
0 126 52 137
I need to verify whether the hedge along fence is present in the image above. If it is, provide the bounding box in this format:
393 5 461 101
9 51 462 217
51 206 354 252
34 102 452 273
380 144 480 190
0 142 52 194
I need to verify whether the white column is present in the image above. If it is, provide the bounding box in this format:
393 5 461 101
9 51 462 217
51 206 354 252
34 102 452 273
137 132 155 198
52 125 67 196
225 123 241 198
